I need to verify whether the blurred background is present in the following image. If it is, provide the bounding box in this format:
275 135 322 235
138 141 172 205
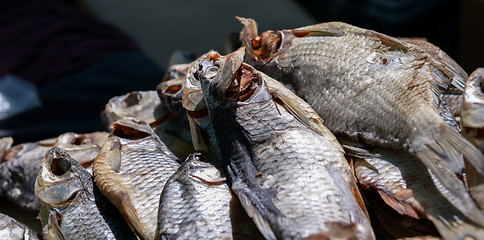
78 0 483 73
0 0 483 143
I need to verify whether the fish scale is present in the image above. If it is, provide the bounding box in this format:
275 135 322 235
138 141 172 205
157 152 264 240
239 18 484 205
93 117 180 240
197 49 374 239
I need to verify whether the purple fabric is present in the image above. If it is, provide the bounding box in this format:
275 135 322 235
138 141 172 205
0 0 139 86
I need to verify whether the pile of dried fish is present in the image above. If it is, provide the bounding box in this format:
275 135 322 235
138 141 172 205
1 17 484 240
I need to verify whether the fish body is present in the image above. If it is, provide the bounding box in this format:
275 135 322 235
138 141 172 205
34 147 135 239
197 49 374 239
157 151 263 240
352 147 484 239
0 132 107 211
238 17 484 198
93 117 180 240
0 212 39 240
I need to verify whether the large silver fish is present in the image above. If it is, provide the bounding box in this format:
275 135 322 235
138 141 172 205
93 117 180 240
34 147 135 239
0 212 39 240
197 49 374 240
0 132 108 211
351 146 484 239
238 17 484 199
157 151 263 240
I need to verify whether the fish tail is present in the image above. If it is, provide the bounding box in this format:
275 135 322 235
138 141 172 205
432 217 484 240
416 122 484 193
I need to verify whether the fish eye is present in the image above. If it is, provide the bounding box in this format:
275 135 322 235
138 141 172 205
70 136 86 145
51 157 71 176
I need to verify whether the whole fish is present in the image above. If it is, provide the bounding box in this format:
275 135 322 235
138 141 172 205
0 132 108 211
102 90 193 159
197 49 374 239
351 146 484 239
34 147 136 239
238 17 484 199
93 117 180 240
157 151 263 240
0 212 39 240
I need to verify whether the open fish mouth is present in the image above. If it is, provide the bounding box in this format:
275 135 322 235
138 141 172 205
196 48 265 104
35 148 84 208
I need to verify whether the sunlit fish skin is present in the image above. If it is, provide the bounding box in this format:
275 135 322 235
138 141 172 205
238 17 484 201
93 117 180 240
197 49 374 240
34 147 135 240
352 147 484 240
157 151 263 240
0 212 39 240
0 132 108 211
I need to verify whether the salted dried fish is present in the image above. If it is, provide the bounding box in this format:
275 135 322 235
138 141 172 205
35 147 135 239
0 132 107 211
238 17 484 200
93 117 180 240
0 212 39 240
197 49 374 239
102 90 193 160
157 151 263 240
351 146 484 239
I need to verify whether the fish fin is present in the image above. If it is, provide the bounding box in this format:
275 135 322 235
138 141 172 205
348 157 372 221
118 191 143 240
46 210 65 240
400 37 468 91
264 76 343 151
464 162 484 211
431 216 484 240
378 191 420 219
232 184 276 240
417 122 484 176
365 30 409 52
290 28 344 38
187 114 209 152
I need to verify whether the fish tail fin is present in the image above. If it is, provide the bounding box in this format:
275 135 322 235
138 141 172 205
416 122 484 196
432 218 484 240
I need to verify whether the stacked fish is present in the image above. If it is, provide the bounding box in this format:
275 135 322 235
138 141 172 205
2 17 484 240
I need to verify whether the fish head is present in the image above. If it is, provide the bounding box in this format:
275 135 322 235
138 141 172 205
462 68 484 149
49 132 106 167
162 63 190 82
182 51 220 112
183 151 226 185
35 147 91 208
101 91 164 128
157 78 186 121
196 48 271 109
